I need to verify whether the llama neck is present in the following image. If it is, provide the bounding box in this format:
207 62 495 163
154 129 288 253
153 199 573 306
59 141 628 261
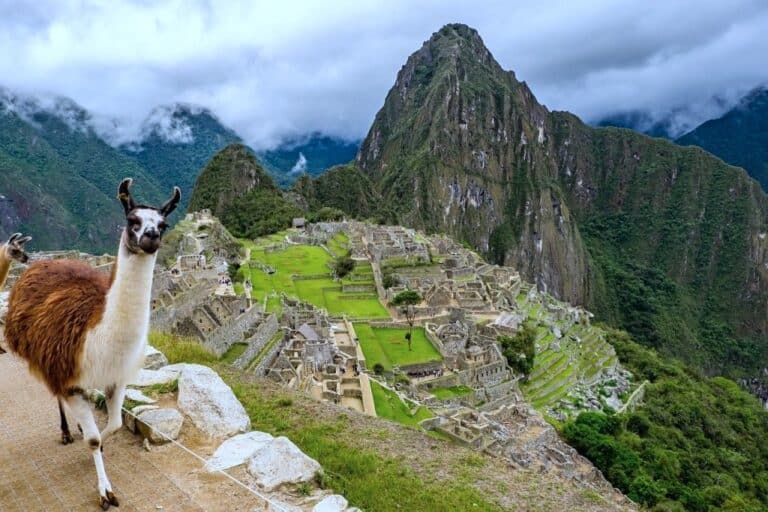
0 252 10 290
103 236 157 329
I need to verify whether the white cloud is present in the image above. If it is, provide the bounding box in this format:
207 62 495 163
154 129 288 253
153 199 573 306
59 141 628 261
0 0 765 147
290 153 308 174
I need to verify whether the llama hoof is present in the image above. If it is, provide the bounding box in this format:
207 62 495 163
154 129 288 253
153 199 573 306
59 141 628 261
99 496 111 510
106 490 119 506
61 431 74 445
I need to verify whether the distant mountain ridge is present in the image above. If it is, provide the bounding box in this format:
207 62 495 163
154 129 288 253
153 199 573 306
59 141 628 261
258 133 359 187
0 88 349 252
677 86 768 190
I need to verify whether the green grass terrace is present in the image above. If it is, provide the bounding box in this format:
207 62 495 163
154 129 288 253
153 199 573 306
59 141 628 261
237 236 389 319
355 324 442 372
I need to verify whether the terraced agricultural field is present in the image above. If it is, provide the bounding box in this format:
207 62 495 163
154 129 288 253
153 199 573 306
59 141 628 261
240 240 389 319
355 324 442 371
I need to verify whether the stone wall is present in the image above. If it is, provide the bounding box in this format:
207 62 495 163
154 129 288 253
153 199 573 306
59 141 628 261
232 314 279 370
200 307 264 357
254 329 289 376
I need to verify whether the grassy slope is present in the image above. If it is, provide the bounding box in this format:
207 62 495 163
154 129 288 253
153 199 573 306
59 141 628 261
369 379 434 426
150 332 630 512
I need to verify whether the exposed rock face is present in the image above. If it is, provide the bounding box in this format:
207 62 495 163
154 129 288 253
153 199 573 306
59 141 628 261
137 408 184 444
142 344 168 370
168 363 251 438
204 431 274 472
246 436 321 491
130 367 180 387
351 23 768 373
312 495 349 512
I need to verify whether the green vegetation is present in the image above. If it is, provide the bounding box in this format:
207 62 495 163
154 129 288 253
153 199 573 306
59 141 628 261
498 322 536 376
370 379 434 426
188 144 302 238
148 332 218 365
355 324 441 372
239 242 388 319
430 385 473 400
220 342 248 365
562 329 768 511
333 253 356 278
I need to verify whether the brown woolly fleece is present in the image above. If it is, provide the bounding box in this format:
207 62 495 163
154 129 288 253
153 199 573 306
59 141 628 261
4 259 110 396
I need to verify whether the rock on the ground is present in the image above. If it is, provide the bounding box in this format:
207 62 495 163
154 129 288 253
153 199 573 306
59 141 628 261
125 388 157 404
166 363 250 438
205 431 274 472
312 495 348 512
246 436 321 491
143 344 169 370
131 368 179 387
137 408 184 444
124 404 160 433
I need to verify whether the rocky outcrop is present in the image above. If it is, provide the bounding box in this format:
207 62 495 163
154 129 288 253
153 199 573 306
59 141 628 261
246 436 322 491
167 363 251 438
137 408 184 444
204 431 274 472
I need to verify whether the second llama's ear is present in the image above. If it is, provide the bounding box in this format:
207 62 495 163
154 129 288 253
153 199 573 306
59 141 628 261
160 186 182 217
118 178 137 215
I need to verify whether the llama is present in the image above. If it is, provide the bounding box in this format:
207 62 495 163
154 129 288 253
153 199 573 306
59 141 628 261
4 178 180 510
0 232 32 287
0 232 32 354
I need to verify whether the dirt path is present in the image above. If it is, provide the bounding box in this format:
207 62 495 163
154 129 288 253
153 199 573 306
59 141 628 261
0 354 270 512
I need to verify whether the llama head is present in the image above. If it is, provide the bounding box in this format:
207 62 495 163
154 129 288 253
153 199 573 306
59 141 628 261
2 233 32 264
118 178 181 255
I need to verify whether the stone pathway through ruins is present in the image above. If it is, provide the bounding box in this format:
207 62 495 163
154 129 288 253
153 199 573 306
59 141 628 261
0 354 266 512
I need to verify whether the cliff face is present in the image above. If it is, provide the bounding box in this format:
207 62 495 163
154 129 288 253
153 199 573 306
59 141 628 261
354 24 768 373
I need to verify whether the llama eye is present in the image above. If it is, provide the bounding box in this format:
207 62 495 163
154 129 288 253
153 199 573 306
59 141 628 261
159 222 168 231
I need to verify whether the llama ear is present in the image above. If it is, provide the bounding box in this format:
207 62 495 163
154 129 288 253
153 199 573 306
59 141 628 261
160 186 181 217
17 236 32 246
7 232 21 244
118 178 137 215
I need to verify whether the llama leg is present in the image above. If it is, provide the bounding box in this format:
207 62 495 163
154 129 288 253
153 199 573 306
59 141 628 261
100 384 125 444
66 394 119 509
58 398 75 445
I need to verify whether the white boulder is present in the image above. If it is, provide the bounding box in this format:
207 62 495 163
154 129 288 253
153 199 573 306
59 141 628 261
167 363 250 438
312 495 348 512
137 408 184 444
246 436 321 491
143 344 169 370
205 431 274 472
131 368 179 387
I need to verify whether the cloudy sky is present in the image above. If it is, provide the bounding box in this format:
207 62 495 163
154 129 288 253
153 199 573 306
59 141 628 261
1 0 766 148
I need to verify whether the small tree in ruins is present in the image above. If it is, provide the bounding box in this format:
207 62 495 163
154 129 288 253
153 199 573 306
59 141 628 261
391 289 422 351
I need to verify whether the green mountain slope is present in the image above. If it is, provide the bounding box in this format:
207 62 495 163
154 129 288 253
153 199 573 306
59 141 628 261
677 87 768 191
0 94 163 252
348 24 768 375
188 143 300 238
